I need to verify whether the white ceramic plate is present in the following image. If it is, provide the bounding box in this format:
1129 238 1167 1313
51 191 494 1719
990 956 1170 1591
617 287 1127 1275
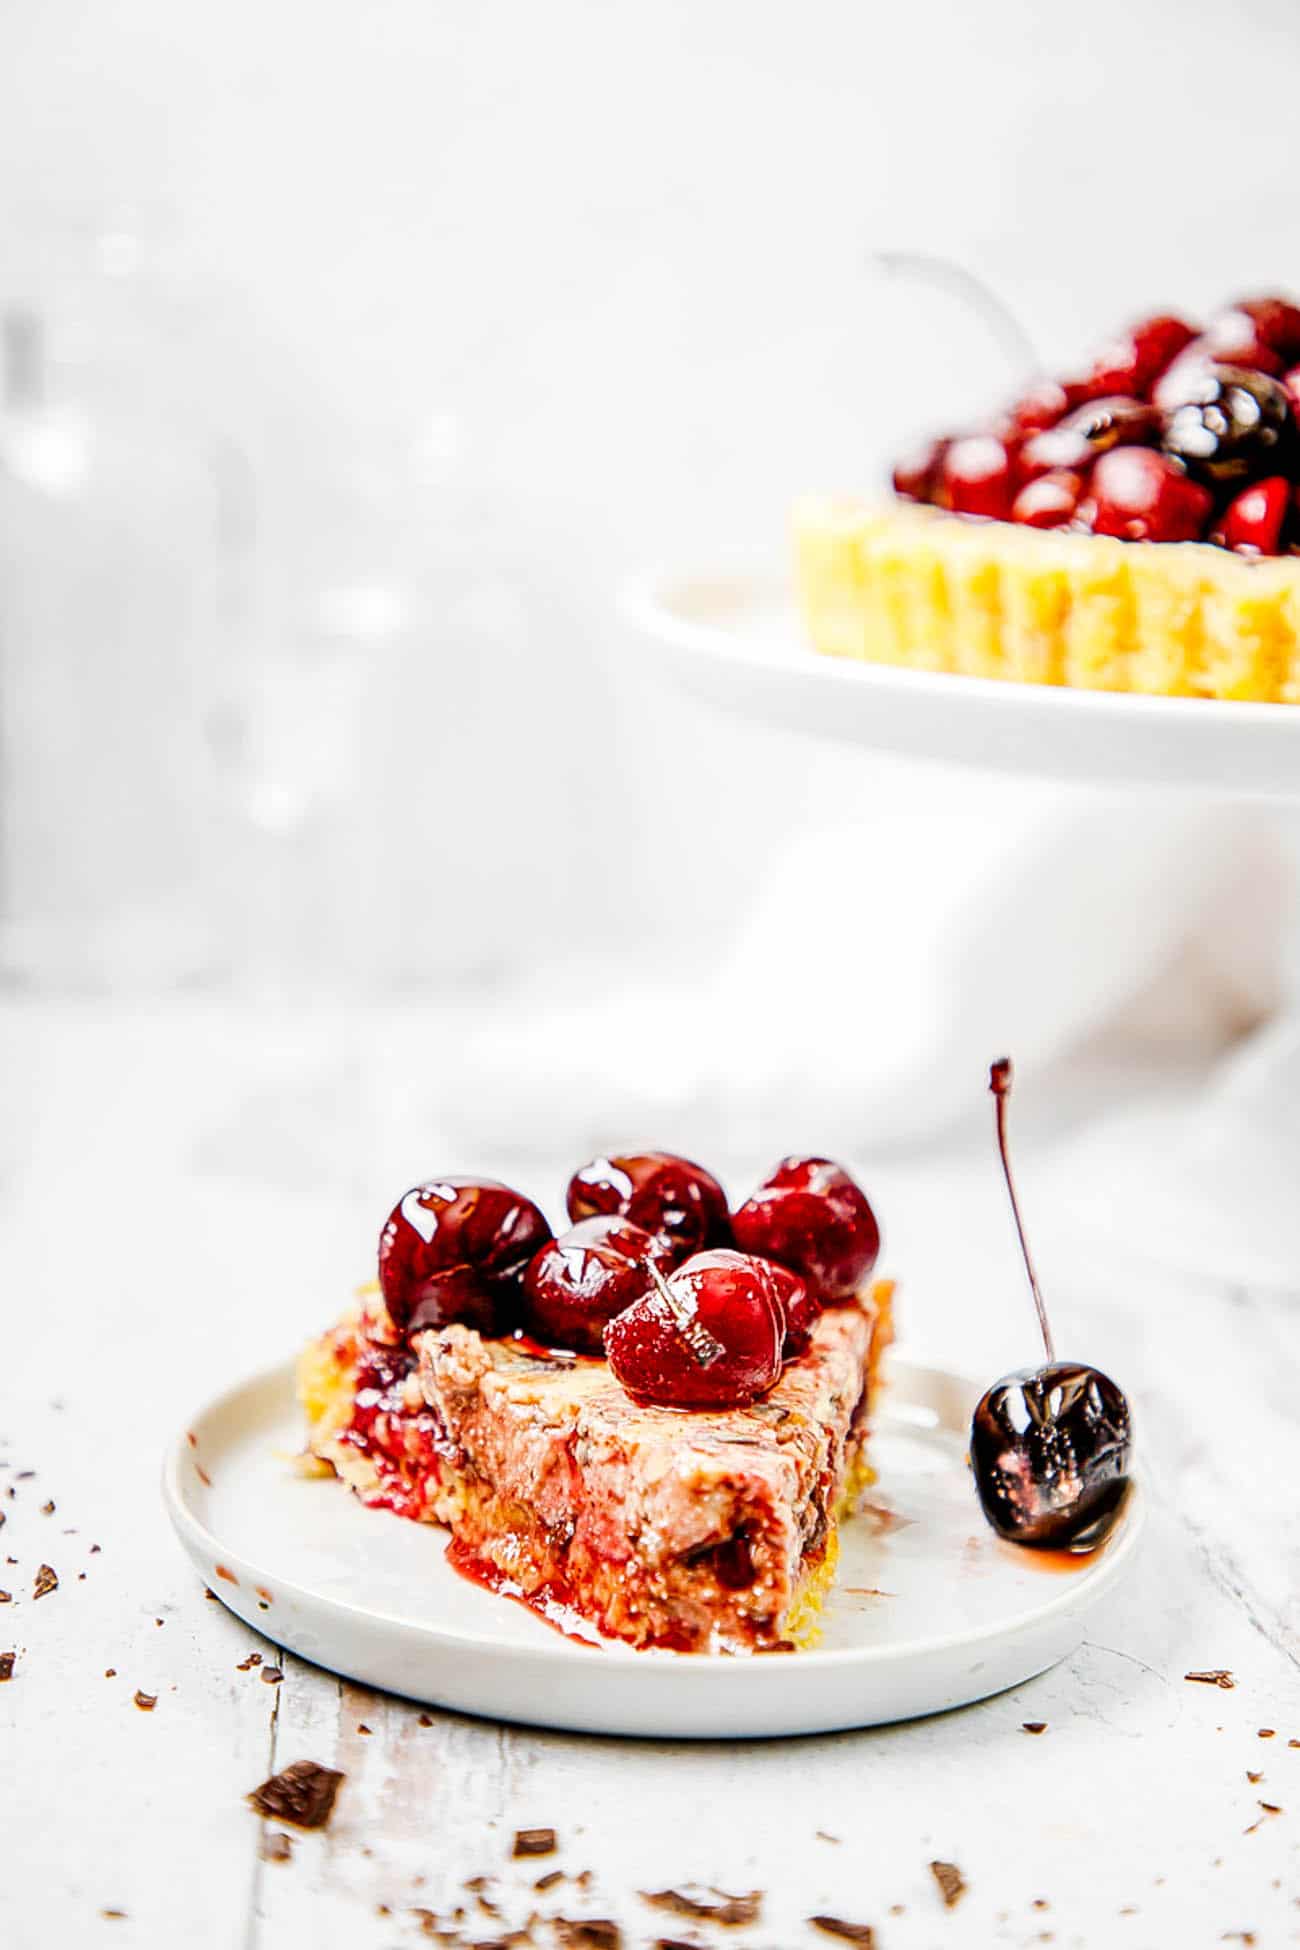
621 567 1300 799
163 1355 1142 1739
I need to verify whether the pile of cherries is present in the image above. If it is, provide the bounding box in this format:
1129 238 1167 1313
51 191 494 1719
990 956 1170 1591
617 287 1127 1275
376 1152 880 1410
894 294 1300 552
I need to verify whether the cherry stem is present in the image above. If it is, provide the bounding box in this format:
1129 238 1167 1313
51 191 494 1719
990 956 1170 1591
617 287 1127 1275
989 1058 1056 1365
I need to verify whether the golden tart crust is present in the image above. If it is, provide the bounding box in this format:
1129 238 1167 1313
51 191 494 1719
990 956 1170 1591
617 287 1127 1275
794 497 1300 703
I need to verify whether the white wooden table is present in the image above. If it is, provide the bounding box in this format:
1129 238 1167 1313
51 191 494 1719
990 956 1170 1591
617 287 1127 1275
2 1000 1297 1949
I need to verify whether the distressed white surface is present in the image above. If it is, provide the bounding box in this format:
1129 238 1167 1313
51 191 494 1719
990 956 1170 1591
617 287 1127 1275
2 999 1298 1949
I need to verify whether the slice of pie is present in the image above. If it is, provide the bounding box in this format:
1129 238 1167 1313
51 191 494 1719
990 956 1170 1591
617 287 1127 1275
298 1278 893 1653
798 295 1300 702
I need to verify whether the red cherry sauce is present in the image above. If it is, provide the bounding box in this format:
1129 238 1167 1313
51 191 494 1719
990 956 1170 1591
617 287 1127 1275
444 1536 605 1647
339 1339 448 1520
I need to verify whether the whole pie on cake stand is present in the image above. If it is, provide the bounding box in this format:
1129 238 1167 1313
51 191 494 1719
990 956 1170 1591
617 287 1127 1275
625 292 1300 1287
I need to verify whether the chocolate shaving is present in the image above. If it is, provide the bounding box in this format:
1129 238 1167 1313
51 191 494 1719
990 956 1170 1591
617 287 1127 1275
555 1924 621 1949
930 1861 967 1909
535 1871 565 1892
248 1760 345 1829
810 1916 876 1944
1258 1728 1276 1738
643 1888 761 1926
513 1828 557 1858
1022 1722 1047 1734
134 1690 157 1711
357 1722 372 1735
236 1653 263 1671
262 1831 293 1862
0 1652 14 1682
33 1564 57 1600
41 1500 54 1516
261 1667 284 1685
418 1712 435 1727
1247 1771 1263 1784
1185 1670 1235 1689
0 1592 10 1604
1258 1800 1282 1814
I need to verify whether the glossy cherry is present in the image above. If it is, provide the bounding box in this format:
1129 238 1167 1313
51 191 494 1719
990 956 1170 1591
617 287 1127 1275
1161 363 1297 492
1217 476 1290 556
760 1258 821 1357
1084 447 1213 543
378 1178 552 1338
939 435 1017 520
732 1156 880 1302
1207 296 1300 367
1019 397 1158 480
521 1216 673 1354
1010 471 1083 529
604 1248 784 1408
1006 379 1075 435
1078 312 1195 400
566 1152 731 1262
970 1061 1132 1549
892 437 948 502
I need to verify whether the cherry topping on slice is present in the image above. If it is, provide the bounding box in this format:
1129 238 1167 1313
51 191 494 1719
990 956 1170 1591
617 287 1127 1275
1078 313 1196 400
1216 475 1291 556
1006 379 1076 435
521 1216 672 1354
1010 471 1083 529
939 435 1018 520
378 1178 552 1338
970 1061 1132 1549
604 1249 784 1409
760 1258 821 1357
566 1152 731 1262
732 1156 880 1302
1084 447 1213 543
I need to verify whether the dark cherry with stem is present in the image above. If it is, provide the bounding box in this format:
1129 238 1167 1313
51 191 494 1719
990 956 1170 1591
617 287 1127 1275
970 1060 1132 1550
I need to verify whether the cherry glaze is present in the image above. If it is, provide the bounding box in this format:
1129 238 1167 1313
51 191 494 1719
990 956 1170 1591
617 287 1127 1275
378 1177 552 1338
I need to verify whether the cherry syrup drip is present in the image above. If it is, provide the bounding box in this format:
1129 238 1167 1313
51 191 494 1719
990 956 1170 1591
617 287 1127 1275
443 1537 605 1648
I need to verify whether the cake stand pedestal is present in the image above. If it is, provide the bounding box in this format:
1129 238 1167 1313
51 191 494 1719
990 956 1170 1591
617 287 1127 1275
624 567 1300 1292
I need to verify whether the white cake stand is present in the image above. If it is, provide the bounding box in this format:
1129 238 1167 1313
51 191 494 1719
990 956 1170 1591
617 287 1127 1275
623 567 1300 1290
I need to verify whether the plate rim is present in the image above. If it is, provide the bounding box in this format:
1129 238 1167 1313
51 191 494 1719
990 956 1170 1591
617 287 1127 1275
620 562 1300 732
162 1351 1145 1673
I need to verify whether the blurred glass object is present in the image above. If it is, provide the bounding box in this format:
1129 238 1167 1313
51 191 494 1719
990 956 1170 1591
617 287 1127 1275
0 219 219 989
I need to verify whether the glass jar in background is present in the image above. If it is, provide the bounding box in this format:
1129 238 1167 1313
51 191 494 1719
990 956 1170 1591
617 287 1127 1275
0 216 222 991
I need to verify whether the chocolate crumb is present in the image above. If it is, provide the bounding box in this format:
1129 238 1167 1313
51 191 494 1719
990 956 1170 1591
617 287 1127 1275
33 1564 57 1600
261 1667 284 1685
90 1543 100 1554
513 1828 558 1858
1247 1771 1263 1784
248 1760 345 1829
204 1587 217 1600
1259 1800 1282 1814
816 1831 842 1844
262 1831 293 1863
236 1653 263 1671
888 1905 906 1917
134 1690 157 1711
0 1592 10 1604
555 1924 621 1949
357 1722 372 1735
1258 1728 1276 1739
809 1916 876 1944
642 1889 761 1926
418 1712 434 1727
154 1618 163 1627
0 1653 15 1682
1185 1670 1235 1689
1033 1898 1050 1909
41 1501 54 1516
105 1669 116 1678
101 1910 127 1920
1022 1721 1047 1734
535 1871 565 1891
930 1861 967 1909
